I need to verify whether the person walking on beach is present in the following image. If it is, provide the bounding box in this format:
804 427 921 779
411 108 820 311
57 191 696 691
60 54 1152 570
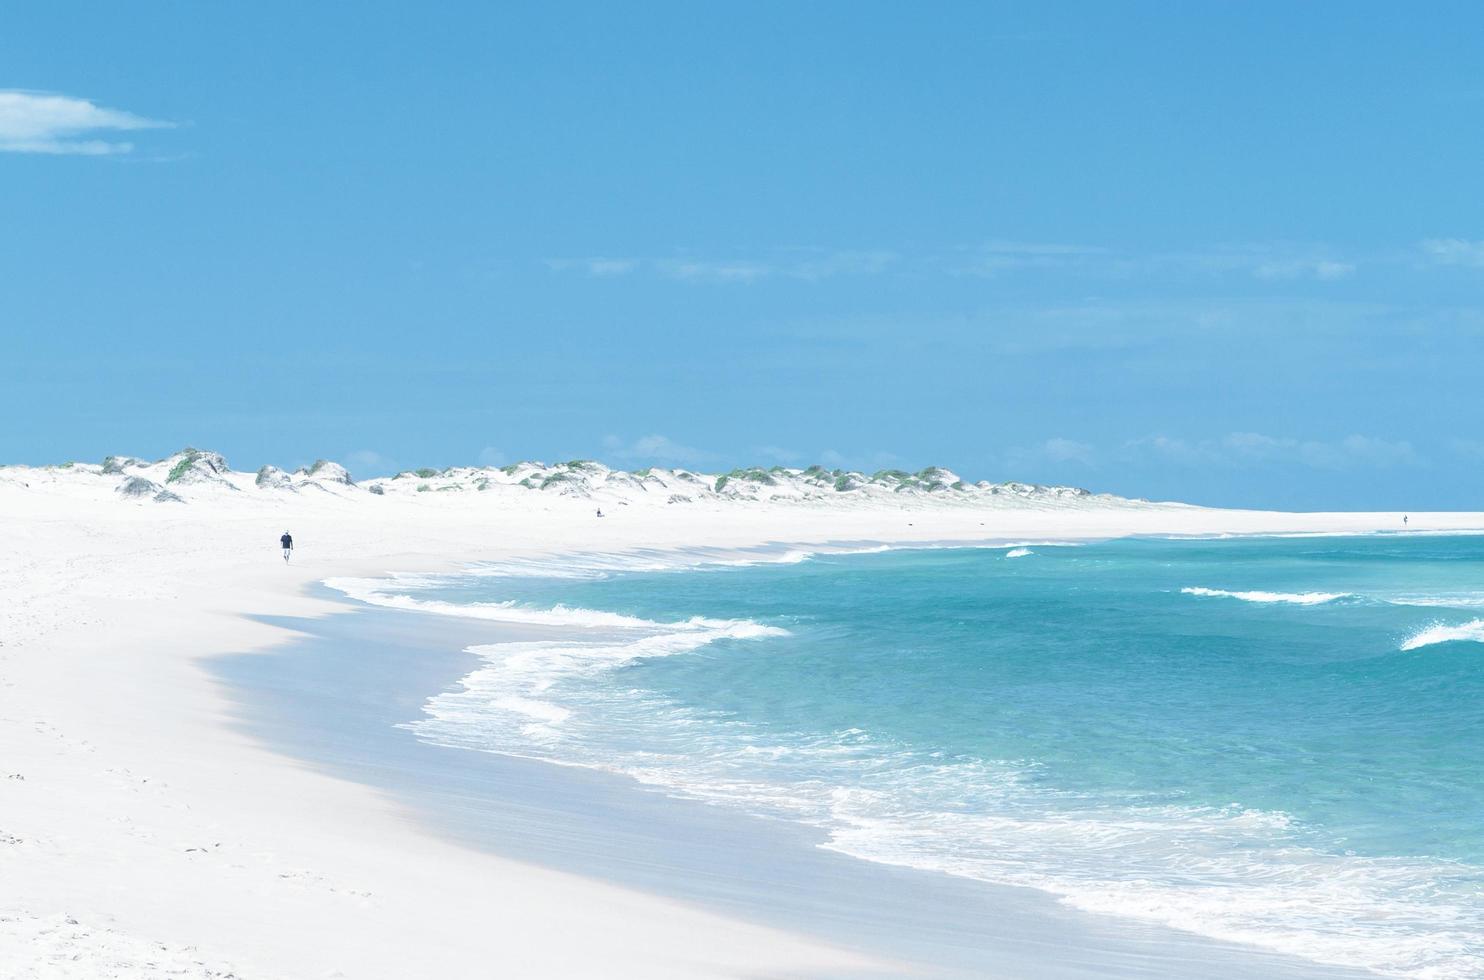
280 530 293 562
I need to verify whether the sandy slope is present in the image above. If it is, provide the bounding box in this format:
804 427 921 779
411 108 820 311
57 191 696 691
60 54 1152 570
1 469 1477 978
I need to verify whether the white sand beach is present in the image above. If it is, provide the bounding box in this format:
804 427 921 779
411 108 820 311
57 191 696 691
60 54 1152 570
2 454 1477 978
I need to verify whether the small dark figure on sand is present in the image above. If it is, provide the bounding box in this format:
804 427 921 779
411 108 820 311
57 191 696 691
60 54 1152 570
281 531 294 562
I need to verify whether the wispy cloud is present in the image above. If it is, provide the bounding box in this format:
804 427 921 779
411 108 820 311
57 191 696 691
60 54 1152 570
1015 437 1096 466
341 449 399 476
960 242 1359 282
601 433 716 466
1008 432 1421 474
1164 246 1357 281
548 242 1374 285
815 448 903 471
1126 432 1421 469
0 90 172 155
1420 238 1484 268
656 258 773 283
754 444 804 464
545 248 896 284
542 257 640 277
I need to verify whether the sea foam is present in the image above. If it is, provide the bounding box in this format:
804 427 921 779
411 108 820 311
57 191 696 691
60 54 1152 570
1400 619 1484 651
410 632 1484 980
1180 587 1351 605
335 543 1484 980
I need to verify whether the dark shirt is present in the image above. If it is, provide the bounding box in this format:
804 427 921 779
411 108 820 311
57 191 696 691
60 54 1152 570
281 534 293 548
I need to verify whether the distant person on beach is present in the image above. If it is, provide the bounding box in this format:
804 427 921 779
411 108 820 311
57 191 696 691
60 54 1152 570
1404 515 1409 526
596 508 603 518
280 531 293 562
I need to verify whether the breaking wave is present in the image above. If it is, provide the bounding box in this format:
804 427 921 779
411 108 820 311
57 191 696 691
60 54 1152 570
1400 619 1484 651
1180 587 1353 605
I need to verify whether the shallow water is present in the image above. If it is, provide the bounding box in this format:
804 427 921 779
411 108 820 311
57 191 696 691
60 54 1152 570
338 536 1484 978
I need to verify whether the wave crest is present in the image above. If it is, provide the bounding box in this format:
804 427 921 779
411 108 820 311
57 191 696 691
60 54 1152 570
1180 587 1351 605
1400 619 1484 651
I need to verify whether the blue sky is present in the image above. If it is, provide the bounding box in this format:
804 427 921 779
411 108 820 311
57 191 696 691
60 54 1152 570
4 2 1483 508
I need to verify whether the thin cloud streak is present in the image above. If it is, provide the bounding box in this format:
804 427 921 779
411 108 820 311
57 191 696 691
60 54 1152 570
1150 433 1411 469
1008 432 1422 473
601 433 718 466
548 242 1368 284
545 249 897 284
0 90 173 155
1420 238 1484 268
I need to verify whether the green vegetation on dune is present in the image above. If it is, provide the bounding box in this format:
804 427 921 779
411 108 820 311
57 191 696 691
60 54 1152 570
727 467 776 485
414 468 438 478
166 450 202 484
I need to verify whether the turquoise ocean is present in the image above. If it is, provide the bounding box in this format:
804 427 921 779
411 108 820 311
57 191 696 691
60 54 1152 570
332 535 1484 978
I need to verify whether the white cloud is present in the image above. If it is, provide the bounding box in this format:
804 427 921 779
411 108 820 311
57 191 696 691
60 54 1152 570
950 242 1363 283
656 259 772 283
1125 432 1420 470
754 444 803 464
819 449 849 468
545 241 1373 285
1421 238 1484 267
543 257 639 277
1040 437 1096 464
342 449 398 476
477 446 507 467
601 433 715 466
0 90 172 155
1005 437 1097 469
544 249 896 284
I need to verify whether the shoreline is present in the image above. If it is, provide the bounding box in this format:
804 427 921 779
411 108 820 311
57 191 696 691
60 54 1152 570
212 584 1381 979
3 490 1478 977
